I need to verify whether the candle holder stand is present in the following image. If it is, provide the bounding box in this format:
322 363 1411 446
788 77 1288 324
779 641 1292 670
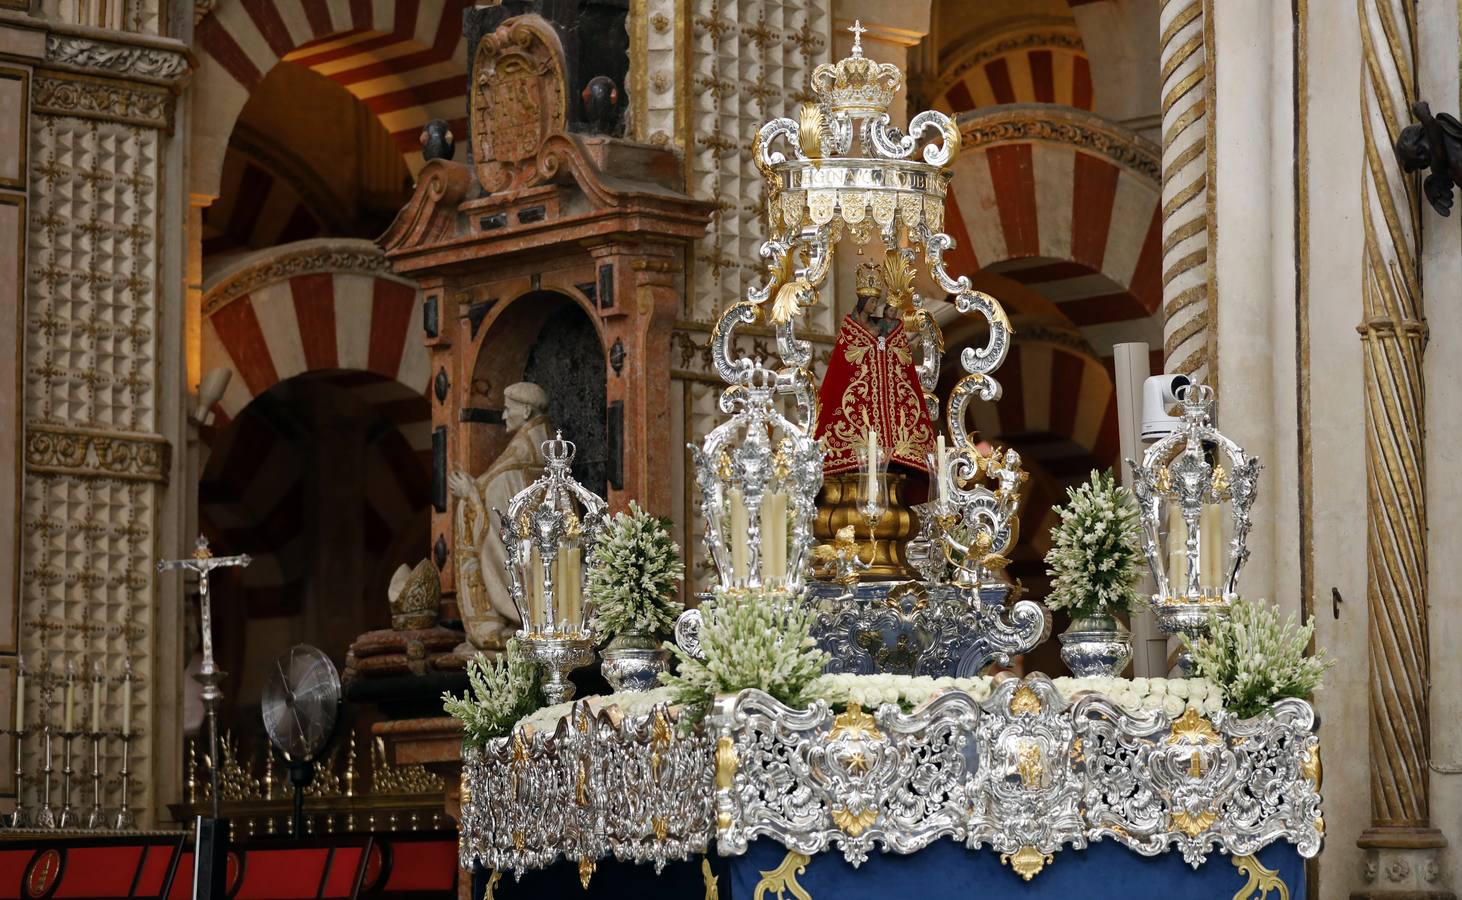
57 730 77 828
85 728 105 829
7 728 26 828
112 730 135 830
35 725 55 829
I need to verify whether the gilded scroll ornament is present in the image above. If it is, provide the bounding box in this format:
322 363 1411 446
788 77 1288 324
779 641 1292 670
752 850 812 900
1230 854 1289 900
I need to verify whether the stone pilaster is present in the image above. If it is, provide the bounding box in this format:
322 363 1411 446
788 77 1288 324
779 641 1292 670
1353 0 1451 895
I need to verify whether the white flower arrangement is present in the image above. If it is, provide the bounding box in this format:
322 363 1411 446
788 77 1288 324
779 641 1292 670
660 587 828 719
586 501 685 641
441 639 542 747
514 686 680 736
1044 469 1145 617
1185 596 1332 718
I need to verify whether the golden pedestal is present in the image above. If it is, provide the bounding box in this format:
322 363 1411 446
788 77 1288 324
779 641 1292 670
815 473 921 581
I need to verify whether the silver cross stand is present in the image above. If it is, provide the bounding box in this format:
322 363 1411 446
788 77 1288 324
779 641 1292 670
158 535 249 900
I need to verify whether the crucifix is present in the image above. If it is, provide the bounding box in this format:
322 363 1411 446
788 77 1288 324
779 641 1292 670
157 535 250 819
848 19 867 57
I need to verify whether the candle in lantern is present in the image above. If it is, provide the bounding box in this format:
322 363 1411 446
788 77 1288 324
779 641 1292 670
729 489 749 581
935 435 950 506
121 661 132 736
864 429 880 508
14 656 24 733
557 544 582 627
1165 504 1189 599
759 492 788 582
528 546 546 632
1199 503 1224 596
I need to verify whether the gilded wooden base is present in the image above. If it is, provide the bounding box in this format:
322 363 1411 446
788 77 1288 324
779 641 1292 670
814 473 921 580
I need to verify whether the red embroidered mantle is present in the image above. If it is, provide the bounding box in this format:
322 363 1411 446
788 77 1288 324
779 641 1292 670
815 315 935 475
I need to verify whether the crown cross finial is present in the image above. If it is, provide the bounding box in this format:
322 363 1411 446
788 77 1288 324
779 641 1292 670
848 20 866 57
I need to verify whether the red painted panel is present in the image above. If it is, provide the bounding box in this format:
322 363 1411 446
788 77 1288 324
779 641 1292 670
133 844 176 898
1071 152 1120 269
52 846 141 898
196 14 264 88
234 848 330 900
944 80 976 114
1029 50 1055 103
210 296 281 397
1128 207 1164 314
942 192 981 276
320 846 363 898
241 0 297 58
166 853 191 900
289 273 339 371
0 849 32 899
1073 55 1093 110
380 840 457 892
983 58 1016 105
985 144 1040 259
368 279 417 380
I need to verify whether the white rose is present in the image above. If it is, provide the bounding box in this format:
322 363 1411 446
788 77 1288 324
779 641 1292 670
1140 693 1165 711
1166 679 1190 699
1162 696 1185 717
1203 695 1224 715
1147 679 1167 697
1130 677 1150 694
1111 688 1140 711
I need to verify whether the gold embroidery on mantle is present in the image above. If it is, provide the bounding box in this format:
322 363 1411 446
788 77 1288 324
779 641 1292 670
818 316 935 475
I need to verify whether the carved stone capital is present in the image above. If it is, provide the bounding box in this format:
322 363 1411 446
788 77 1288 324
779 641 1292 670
44 34 191 84
203 238 400 316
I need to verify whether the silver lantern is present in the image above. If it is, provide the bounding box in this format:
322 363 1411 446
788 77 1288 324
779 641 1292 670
497 432 607 703
1127 384 1261 670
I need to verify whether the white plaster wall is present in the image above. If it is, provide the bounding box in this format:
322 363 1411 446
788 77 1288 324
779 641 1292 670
1303 0 1371 895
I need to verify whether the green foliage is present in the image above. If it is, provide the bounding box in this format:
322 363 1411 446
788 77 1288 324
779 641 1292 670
586 502 685 640
1044 468 1145 617
1185 597 1334 718
660 588 829 720
440 639 542 746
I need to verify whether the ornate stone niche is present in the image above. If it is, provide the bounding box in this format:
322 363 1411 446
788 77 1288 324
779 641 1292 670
378 13 712 619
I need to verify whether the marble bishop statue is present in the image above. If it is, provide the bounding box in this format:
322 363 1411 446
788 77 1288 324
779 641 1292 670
449 382 553 650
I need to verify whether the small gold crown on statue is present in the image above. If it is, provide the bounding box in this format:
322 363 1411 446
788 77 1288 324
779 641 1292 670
389 559 440 631
810 22 904 118
855 261 884 298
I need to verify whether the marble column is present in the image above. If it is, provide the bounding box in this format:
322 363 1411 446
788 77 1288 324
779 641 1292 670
1353 0 1451 896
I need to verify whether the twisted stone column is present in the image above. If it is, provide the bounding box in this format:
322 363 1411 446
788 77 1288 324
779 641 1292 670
1354 0 1450 895
1158 0 1214 383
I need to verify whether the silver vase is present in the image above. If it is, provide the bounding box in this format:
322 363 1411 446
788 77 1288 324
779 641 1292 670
600 633 671 693
1057 613 1132 677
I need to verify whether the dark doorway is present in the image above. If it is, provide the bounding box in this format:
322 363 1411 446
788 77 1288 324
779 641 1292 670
523 301 609 497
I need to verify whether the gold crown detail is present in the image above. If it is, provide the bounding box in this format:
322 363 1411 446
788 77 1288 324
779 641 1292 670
855 261 883 298
810 22 904 118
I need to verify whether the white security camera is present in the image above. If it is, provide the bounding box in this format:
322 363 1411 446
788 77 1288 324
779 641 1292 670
192 368 233 426
1141 374 1192 442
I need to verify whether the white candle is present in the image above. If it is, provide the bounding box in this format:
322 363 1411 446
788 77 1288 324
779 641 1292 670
15 659 24 732
1166 505 1188 599
729 489 749 582
759 492 787 583
91 664 101 730
1199 503 1225 595
865 429 880 507
935 435 950 505
121 669 132 736
63 670 74 733
528 546 546 632
557 544 582 627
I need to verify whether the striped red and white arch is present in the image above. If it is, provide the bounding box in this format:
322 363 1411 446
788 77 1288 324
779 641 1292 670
192 0 471 194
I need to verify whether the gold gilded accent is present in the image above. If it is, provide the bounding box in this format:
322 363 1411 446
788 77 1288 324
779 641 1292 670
485 869 501 900
576 758 589 805
881 252 914 312
715 736 738 790
717 810 732 830
1211 462 1230 494
844 750 869 774
1167 708 1221 746
653 816 669 841
1156 465 1173 494
798 103 824 159
1171 808 1218 837
1187 749 1204 779
511 729 530 766
1000 846 1053 881
1230 854 1289 900
1009 684 1041 716
752 849 812 900
513 831 525 852
578 857 595 890
702 856 720 900
1302 743 1322 788
1015 740 1043 788
830 807 878 836
829 703 881 740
